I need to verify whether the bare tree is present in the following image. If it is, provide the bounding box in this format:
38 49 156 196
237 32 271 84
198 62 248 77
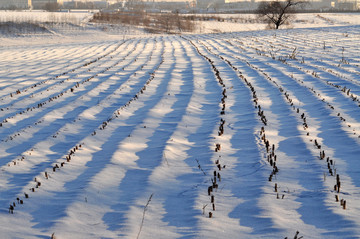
256 0 305 29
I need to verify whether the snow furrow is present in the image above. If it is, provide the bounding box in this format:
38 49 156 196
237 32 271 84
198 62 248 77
195 37 326 238
1 24 360 239
199 36 360 237
0 36 168 238
0 38 162 206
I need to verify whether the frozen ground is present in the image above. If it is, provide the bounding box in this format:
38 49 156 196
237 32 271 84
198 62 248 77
0 11 360 239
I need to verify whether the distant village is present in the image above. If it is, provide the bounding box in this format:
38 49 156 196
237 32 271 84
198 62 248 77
1 0 359 12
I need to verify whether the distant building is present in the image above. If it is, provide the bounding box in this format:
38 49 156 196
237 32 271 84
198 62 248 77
304 0 359 11
337 0 357 10
109 1 188 12
29 0 58 9
196 0 225 10
0 0 28 9
222 0 258 12
303 0 334 11
63 0 107 9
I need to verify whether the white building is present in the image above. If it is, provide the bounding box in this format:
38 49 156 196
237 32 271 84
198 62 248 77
28 0 58 9
0 0 28 9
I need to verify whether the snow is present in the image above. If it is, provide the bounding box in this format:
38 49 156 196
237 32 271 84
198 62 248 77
1 10 360 239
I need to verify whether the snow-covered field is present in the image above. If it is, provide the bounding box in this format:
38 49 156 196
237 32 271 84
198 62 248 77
1 11 360 239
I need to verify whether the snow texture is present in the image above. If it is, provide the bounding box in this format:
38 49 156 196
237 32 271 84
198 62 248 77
0 11 360 239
